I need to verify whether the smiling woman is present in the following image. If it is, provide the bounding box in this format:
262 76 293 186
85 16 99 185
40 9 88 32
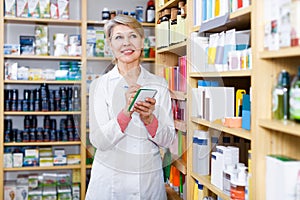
85 15 176 200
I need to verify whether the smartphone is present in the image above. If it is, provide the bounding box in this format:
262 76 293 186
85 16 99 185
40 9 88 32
128 88 157 111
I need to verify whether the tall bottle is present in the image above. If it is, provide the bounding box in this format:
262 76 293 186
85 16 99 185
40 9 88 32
160 8 171 48
290 67 300 122
272 70 290 120
146 0 155 23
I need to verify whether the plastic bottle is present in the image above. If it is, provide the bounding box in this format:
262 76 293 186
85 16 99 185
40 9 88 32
146 0 155 23
102 8 110 21
272 70 290 120
290 67 300 122
230 165 247 200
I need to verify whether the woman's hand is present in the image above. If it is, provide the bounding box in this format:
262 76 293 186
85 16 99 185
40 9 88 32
123 84 141 117
133 97 156 125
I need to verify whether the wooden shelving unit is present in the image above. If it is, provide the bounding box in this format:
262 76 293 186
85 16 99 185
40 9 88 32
186 1 253 200
258 119 300 137
191 117 251 140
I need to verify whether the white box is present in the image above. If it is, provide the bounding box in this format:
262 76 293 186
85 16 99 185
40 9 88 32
5 0 16 16
266 155 300 200
13 153 23 167
4 181 16 200
204 87 235 121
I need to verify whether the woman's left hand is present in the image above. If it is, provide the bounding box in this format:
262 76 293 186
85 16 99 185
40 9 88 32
133 97 156 125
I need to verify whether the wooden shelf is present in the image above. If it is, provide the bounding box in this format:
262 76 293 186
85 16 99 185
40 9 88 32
4 165 81 171
192 6 252 33
191 172 230 200
258 119 300 137
170 90 186 100
229 6 252 20
87 20 155 27
157 0 180 12
259 46 300 59
4 55 81 60
4 141 81 146
86 164 92 169
190 69 252 78
4 111 81 115
157 41 187 56
165 184 183 200
175 120 187 132
4 80 81 84
4 17 82 25
172 158 187 175
191 117 251 140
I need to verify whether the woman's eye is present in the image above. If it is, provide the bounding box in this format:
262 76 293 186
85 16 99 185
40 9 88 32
130 34 137 39
115 35 123 40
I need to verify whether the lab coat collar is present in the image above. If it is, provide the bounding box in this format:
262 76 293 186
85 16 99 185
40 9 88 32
108 64 151 85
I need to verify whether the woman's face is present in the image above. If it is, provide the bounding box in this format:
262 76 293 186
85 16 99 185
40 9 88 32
110 24 144 64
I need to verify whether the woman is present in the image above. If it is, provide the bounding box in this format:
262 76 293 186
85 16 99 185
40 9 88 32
86 15 176 200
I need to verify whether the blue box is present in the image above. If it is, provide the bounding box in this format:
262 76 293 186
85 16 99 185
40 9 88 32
242 94 251 130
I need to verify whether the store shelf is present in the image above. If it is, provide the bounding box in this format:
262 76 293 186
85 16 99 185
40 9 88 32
4 141 81 146
165 185 182 200
4 165 81 171
259 119 300 137
4 55 81 60
87 20 155 27
229 6 252 20
157 41 187 56
4 17 82 25
172 158 187 175
190 69 252 78
191 172 230 200
4 111 81 115
191 117 251 140
175 120 187 132
4 80 82 84
157 0 180 12
259 47 300 59
170 90 186 100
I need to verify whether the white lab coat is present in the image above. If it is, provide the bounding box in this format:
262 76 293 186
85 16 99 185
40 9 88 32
85 65 176 200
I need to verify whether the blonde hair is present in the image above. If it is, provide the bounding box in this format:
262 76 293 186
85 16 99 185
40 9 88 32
104 15 145 63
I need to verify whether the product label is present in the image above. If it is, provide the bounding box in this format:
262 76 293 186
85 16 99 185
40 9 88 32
147 10 155 23
290 87 300 119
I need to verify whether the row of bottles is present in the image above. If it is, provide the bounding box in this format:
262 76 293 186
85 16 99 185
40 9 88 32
101 0 155 23
4 115 80 143
272 67 300 122
156 0 187 48
4 84 80 112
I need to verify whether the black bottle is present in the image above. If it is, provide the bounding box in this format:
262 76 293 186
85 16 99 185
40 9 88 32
146 0 155 23
73 87 80 111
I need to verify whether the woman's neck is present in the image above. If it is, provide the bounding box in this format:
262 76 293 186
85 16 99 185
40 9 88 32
118 62 141 85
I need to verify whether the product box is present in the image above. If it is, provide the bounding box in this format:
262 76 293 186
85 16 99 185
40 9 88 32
42 186 57 199
266 155 300 200
87 27 96 56
72 183 80 200
57 172 71 186
94 30 105 57
28 174 41 190
35 25 49 56
5 0 16 17
67 154 80 165
4 181 17 200
39 147 52 157
5 62 18 80
58 0 69 19
57 186 72 200
4 44 20 55
50 0 58 18
28 187 42 200
16 182 29 200
28 0 40 18
23 149 39 166
42 173 57 187
53 33 68 56
39 157 53 167
16 0 28 17
4 153 13 168
13 153 23 167
20 35 35 55
39 0 50 18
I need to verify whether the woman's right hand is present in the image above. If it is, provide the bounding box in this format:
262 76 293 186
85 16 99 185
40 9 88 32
123 84 141 117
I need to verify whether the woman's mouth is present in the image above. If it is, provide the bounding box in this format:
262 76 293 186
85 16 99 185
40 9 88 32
121 49 135 55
